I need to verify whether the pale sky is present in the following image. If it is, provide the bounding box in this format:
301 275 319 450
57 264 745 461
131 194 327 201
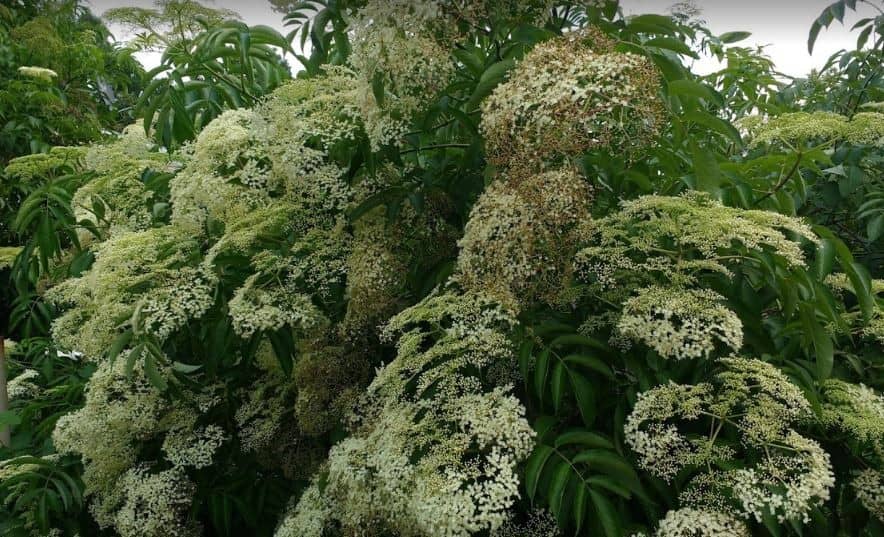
86 0 878 77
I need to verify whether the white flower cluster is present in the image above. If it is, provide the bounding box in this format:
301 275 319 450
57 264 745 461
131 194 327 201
113 466 197 537
162 424 227 469
853 468 884 521
348 13 454 150
731 432 834 524
228 273 326 338
17 65 58 81
278 293 533 537
653 507 750 537
481 28 662 171
626 358 832 526
819 379 884 450
742 110 884 147
617 286 743 360
137 267 216 341
47 226 204 358
456 168 593 310
7 368 41 400
74 125 170 236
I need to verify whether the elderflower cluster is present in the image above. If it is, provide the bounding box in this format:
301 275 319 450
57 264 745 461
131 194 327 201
743 111 848 146
626 358 831 526
653 508 750 537
52 358 169 526
161 425 227 469
731 432 834 524
743 110 884 147
7 369 41 400
189 109 273 191
579 192 818 275
74 125 170 235
844 111 884 146
278 293 533 537
349 22 454 150
617 286 743 360
481 28 662 171
113 466 197 537
47 226 203 357
3 146 85 182
137 267 216 341
491 510 561 537
819 379 884 447
853 469 884 521
17 65 58 81
456 168 593 310
228 273 326 338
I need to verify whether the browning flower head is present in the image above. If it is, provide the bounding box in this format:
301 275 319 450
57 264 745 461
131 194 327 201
456 168 593 311
481 28 663 171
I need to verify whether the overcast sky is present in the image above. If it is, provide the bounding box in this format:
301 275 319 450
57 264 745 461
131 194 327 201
87 0 877 77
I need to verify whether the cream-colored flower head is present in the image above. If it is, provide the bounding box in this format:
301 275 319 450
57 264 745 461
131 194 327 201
482 28 662 172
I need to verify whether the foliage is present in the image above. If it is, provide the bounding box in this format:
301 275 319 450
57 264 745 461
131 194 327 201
0 1 883 537
0 0 143 166
108 1 292 148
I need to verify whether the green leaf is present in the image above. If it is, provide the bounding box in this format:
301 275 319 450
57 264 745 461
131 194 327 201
371 71 385 106
172 362 203 373
812 327 834 380
548 462 572 522
867 214 884 242
573 481 589 533
691 141 723 194
0 411 21 427
525 445 554 501
555 431 615 450
644 37 699 59
534 347 551 401
719 31 751 43
143 352 168 391
550 361 566 414
589 488 621 537
568 371 596 427
813 239 836 279
466 58 515 110
669 79 723 107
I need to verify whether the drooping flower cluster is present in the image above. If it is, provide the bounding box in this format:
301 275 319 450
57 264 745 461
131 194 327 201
625 357 832 525
481 28 663 171
46 226 211 359
819 379 884 449
17 65 58 81
277 293 534 537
